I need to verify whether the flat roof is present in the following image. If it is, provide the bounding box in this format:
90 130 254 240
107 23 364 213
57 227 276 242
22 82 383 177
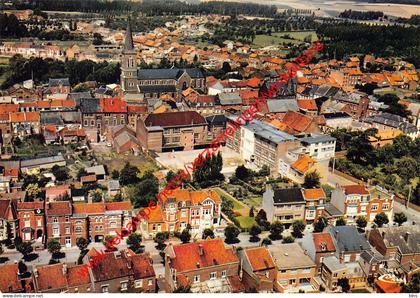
244 119 296 144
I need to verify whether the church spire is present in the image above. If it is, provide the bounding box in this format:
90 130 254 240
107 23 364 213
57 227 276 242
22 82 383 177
123 19 134 52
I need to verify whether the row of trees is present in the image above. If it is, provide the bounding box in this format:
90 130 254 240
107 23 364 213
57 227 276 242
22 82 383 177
2 55 121 89
338 10 384 20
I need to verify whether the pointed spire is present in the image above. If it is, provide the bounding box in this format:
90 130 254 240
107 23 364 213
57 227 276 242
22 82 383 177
123 18 134 52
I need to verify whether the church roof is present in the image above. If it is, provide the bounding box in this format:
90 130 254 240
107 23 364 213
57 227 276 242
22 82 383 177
123 21 134 52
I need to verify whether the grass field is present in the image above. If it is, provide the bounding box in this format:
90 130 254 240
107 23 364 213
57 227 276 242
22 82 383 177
213 187 247 211
243 195 262 208
253 30 318 48
236 216 257 229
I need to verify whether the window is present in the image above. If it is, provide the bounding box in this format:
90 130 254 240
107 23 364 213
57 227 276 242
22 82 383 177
382 204 389 210
181 210 187 217
120 281 128 291
135 280 142 288
210 272 217 280
37 219 42 227
53 217 58 223
221 270 227 278
75 227 82 233
148 278 153 286
289 279 296 285
65 227 70 234
84 120 88 126
302 268 311 273
24 220 30 228
290 269 297 274
110 221 117 228
53 227 59 236
65 216 69 223
194 275 200 283
101 285 109 293
173 128 180 134
371 204 378 211
90 120 95 127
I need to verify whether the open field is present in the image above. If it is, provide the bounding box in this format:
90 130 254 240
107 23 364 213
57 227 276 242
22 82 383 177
253 30 318 48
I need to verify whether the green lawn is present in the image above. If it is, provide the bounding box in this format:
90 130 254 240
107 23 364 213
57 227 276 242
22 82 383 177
213 187 247 211
236 216 256 229
253 30 318 48
244 195 262 208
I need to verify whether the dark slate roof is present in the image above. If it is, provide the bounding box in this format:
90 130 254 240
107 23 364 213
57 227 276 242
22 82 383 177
328 226 371 253
322 112 351 119
123 21 134 52
71 188 86 197
206 114 226 126
144 111 207 128
40 113 64 126
139 85 177 93
137 68 204 80
378 226 419 255
49 78 70 87
68 92 92 100
80 98 100 114
272 187 304 204
365 112 418 134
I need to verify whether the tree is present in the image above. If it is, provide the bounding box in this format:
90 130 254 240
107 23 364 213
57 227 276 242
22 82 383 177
119 162 140 186
249 207 254 217
76 237 89 251
335 217 346 226
26 183 41 201
173 285 192 293
269 221 284 240
127 174 159 208
18 260 27 275
0 244 3 256
17 242 33 258
337 278 350 293
393 212 407 226
88 189 103 203
224 224 240 244
51 165 69 181
235 165 250 181
127 233 143 253
255 209 267 224
77 168 88 180
180 228 191 244
47 239 61 256
314 216 328 233
374 212 389 227
356 216 367 230
193 152 224 188
303 170 321 188
154 232 169 250
282 236 295 243
292 220 306 238
258 165 270 177
402 273 419 293
202 228 215 239
249 225 262 242
222 61 231 73
262 237 272 246
111 169 120 179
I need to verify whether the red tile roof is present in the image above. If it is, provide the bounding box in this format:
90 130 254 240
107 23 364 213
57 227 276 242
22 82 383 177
46 201 72 216
376 278 401 293
45 185 70 199
0 200 16 221
17 201 44 210
297 99 317 111
80 174 97 183
10 112 40 123
73 203 105 214
127 105 147 113
313 233 336 252
100 97 127 113
244 247 275 271
144 111 206 127
0 263 23 293
0 103 18 114
33 263 67 292
169 238 238 272
66 265 91 287
303 188 326 200
105 201 132 211
342 185 369 195
281 111 314 133
3 168 19 177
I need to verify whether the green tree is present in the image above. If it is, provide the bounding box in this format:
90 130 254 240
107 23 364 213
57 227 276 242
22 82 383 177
51 165 69 181
111 169 120 179
303 170 321 188
393 212 407 226
282 236 295 243
235 165 250 181
127 233 143 253
89 189 103 203
119 162 140 186
249 225 262 242
292 220 305 238
76 237 89 251
17 242 33 258
202 228 215 239
77 168 88 180
258 165 270 177
269 221 284 240
401 273 419 293
26 183 41 201
337 278 350 293
127 173 159 208
261 237 272 246
180 228 191 244
356 216 367 230
335 217 346 226
374 212 389 227
224 224 240 244
249 207 254 217
314 216 328 233
154 232 169 250
47 239 61 257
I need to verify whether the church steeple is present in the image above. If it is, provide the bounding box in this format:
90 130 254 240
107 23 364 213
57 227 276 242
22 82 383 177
123 20 134 52
120 19 138 94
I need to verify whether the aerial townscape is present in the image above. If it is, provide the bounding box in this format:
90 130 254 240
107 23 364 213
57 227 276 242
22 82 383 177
0 0 419 295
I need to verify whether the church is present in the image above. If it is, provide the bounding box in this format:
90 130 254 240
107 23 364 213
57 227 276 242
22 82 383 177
120 23 206 100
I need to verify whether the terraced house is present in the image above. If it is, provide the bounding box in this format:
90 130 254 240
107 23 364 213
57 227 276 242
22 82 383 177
143 189 221 239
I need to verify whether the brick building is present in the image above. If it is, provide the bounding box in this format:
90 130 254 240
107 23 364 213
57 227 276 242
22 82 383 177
17 201 45 242
164 238 240 293
45 201 72 247
302 188 327 224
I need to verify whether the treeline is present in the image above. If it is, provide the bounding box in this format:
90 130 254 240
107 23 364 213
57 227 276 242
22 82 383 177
105 15 179 33
396 15 420 25
339 10 384 20
1 55 120 89
317 22 420 66
0 13 82 40
362 0 419 4
13 0 278 17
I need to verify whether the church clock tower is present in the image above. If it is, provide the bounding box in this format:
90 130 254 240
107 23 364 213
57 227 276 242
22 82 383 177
120 21 138 94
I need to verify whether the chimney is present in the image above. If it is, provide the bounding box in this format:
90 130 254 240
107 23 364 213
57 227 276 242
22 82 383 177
382 231 386 238
404 232 410 242
62 263 67 275
198 244 204 256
